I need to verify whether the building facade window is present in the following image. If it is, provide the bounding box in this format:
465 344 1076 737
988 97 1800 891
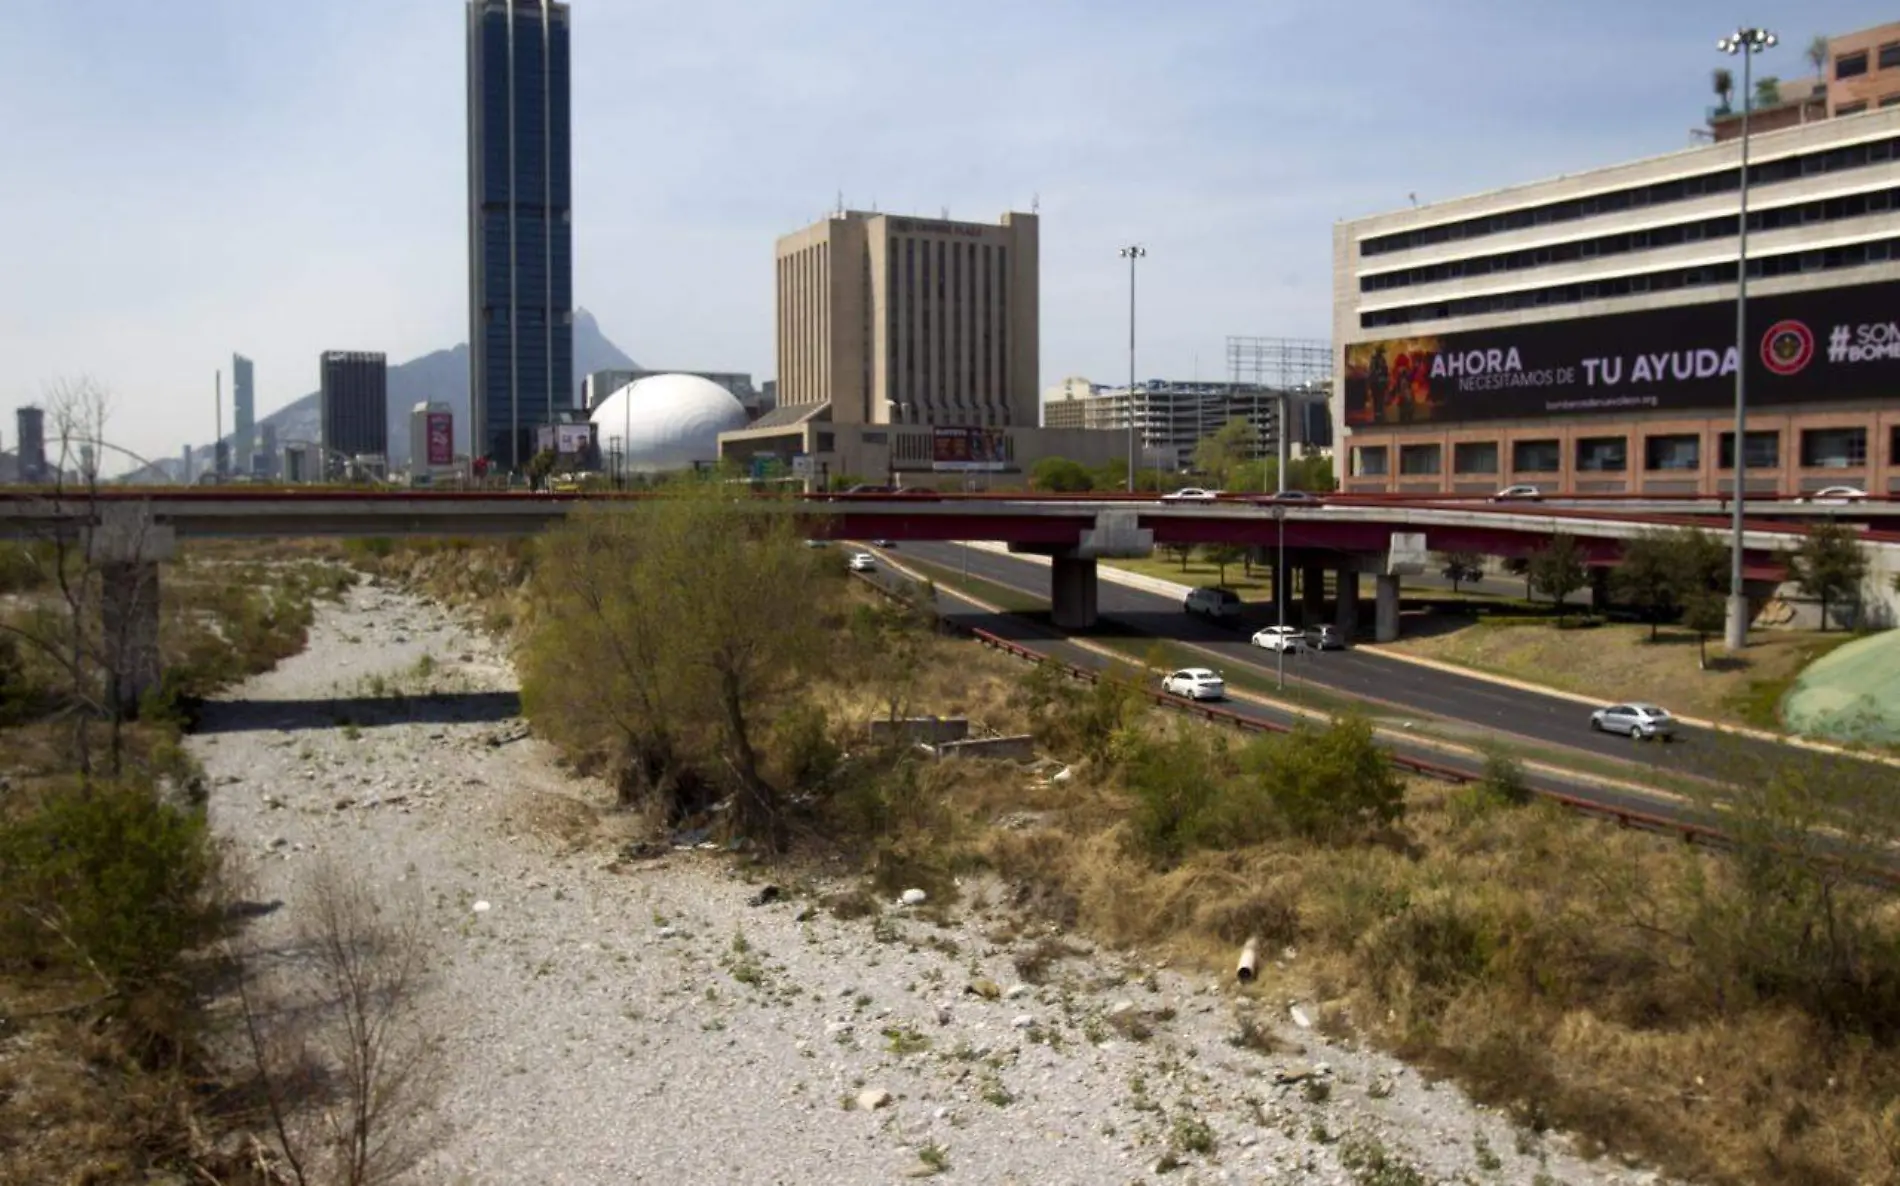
1801 427 1868 468
1718 430 1781 469
1576 436 1628 472
1398 443 1442 475
1891 424 1900 463
1883 94 1900 107
1513 439 1561 473
1453 441 1499 474
1839 101 1870 116
1643 434 1701 471
1880 41 1900 70
1352 445 1389 476
1839 49 1870 79
1358 133 1900 257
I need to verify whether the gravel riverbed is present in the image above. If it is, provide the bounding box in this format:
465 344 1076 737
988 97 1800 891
193 578 1671 1186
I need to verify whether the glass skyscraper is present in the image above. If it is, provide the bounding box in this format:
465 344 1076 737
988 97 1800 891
466 0 573 471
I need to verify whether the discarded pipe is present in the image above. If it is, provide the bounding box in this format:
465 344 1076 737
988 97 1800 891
1235 937 1259 983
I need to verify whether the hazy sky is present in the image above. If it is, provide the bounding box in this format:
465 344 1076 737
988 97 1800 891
2 0 1891 466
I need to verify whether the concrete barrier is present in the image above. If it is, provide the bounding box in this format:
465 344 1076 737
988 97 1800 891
933 735 1037 762
868 717 969 746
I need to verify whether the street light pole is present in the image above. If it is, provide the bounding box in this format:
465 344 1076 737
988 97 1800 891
1718 25 1776 652
1119 245 1146 493
1274 504 1287 690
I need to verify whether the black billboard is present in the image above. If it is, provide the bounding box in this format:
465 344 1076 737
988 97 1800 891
1343 277 1900 428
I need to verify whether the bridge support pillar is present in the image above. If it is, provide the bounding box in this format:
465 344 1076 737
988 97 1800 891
1336 569 1360 638
1374 573 1402 643
1301 566 1326 627
85 505 174 717
1589 567 1613 613
1050 554 1099 631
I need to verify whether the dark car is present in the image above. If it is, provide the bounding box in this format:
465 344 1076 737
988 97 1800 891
1257 490 1323 505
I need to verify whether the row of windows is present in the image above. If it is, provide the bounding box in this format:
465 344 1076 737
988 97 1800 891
1836 41 1900 80
1359 134 1900 258
1360 233 1900 329
1351 426 1894 477
887 236 1008 422
1833 95 1900 116
1361 185 1900 293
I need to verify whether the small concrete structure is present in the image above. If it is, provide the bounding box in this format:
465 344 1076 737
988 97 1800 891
868 716 969 746
933 735 1037 762
83 503 175 713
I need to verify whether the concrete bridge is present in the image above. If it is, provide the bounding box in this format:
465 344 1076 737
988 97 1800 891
4 489 1894 710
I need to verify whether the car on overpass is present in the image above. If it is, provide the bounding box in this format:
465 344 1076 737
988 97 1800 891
1491 485 1544 502
1805 485 1868 505
1588 702 1677 741
1255 490 1323 505
1163 487 1221 502
1162 668 1226 701
1250 625 1308 652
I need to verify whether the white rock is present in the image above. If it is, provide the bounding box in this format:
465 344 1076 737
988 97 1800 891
1289 1004 1312 1029
856 1088 892 1111
1004 983 1032 1001
900 888 928 907
1010 1014 1036 1030
472 900 491 913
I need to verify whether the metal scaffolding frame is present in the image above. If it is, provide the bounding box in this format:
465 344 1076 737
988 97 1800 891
1224 336 1332 393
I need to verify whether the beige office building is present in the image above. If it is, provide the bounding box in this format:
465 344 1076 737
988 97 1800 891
1334 105 1900 498
724 209 1125 485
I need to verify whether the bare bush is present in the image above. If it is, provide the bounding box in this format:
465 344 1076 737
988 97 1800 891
229 858 441 1186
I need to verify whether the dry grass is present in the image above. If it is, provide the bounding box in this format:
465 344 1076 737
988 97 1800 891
1380 618 1850 727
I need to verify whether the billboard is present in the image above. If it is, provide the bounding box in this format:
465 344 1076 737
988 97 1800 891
426 411 453 467
932 426 1008 472
1343 277 1900 428
534 424 595 456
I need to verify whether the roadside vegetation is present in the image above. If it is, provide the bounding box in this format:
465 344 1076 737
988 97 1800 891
512 489 1900 1186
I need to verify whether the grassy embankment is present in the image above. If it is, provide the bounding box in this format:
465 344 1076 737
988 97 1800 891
0 539 354 1184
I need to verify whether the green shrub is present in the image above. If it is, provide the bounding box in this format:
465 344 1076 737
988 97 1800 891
1478 747 1532 806
1249 716 1405 841
0 782 220 987
1123 732 1227 865
773 700 841 790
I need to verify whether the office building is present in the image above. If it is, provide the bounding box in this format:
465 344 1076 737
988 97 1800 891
181 445 193 484
232 353 255 474
320 351 389 473
1042 379 1287 470
1709 21 1900 141
720 208 1128 484
1334 105 1900 498
411 401 456 479
466 0 573 472
255 423 278 479
15 406 45 484
214 441 230 482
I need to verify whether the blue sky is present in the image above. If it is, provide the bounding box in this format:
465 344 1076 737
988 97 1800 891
2 0 1893 466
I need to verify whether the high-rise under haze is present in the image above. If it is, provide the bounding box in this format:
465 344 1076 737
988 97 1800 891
319 351 389 473
232 354 255 474
466 0 573 471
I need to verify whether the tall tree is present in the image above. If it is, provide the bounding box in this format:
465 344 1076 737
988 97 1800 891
1030 456 1094 493
1501 555 1533 601
1805 35 1828 83
1528 534 1588 625
1712 66 1734 112
1192 417 1256 490
1435 550 1485 594
1613 531 1683 641
1754 75 1782 109
1159 543 1195 572
1681 589 1728 670
1790 522 1869 631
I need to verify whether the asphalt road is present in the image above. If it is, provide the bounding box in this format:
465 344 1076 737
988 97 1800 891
887 540 1823 786
853 563 1707 826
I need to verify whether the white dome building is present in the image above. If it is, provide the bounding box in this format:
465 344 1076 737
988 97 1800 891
589 373 750 472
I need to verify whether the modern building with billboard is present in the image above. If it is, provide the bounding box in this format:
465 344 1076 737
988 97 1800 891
320 351 389 477
719 208 1124 486
1334 105 1900 498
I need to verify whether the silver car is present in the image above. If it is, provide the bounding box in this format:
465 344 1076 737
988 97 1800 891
1590 702 1677 741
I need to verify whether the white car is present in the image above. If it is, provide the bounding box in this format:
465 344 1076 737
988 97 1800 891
1806 486 1867 505
1183 586 1243 620
1589 702 1677 741
847 553 877 572
1162 668 1225 701
1250 625 1308 653
1491 485 1543 502
1163 487 1222 502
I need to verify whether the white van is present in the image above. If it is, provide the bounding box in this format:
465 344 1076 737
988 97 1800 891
1183 587 1242 620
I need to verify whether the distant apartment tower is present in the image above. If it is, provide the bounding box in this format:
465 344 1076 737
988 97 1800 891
466 0 574 472
254 422 279 479
774 210 1040 428
319 352 389 472
15 406 45 484
232 353 255 473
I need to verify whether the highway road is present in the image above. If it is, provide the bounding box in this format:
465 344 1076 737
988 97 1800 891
887 540 1829 786
855 563 1699 824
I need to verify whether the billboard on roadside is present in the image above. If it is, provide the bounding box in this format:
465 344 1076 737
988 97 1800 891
1343 277 1900 427
932 426 1008 472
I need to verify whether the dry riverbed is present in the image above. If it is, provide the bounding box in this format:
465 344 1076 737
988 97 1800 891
192 576 1674 1186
